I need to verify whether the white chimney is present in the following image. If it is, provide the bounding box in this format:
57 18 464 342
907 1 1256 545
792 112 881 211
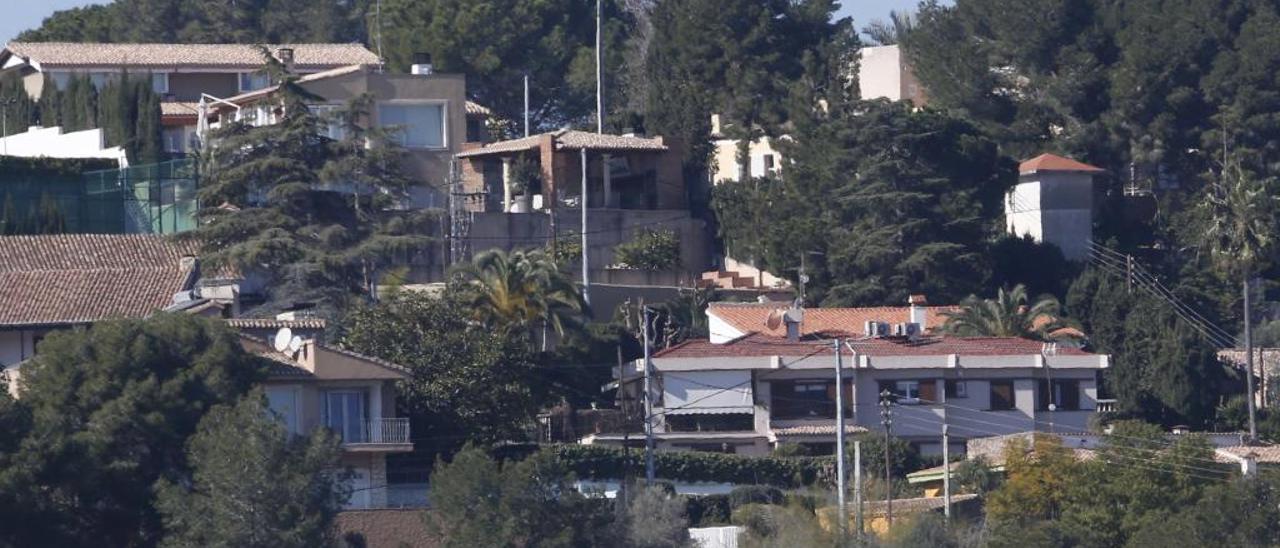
410 52 434 75
908 294 928 330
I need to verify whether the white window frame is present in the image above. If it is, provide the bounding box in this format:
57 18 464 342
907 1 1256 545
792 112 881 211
377 100 449 150
896 380 921 404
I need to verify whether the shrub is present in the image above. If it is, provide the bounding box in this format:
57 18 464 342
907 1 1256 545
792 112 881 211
730 504 776 537
772 442 813 457
685 494 731 527
613 228 681 270
549 444 835 488
729 486 785 509
783 492 821 513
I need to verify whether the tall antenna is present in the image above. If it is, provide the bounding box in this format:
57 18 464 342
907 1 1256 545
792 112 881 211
375 0 384 72
524 73 530 138
595 0 605 133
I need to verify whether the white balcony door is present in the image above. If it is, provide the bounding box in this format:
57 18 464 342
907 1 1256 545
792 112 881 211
325 390 367 443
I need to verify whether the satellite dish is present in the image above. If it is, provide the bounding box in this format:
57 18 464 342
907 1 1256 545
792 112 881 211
273 328 293 353
765 309 784 330
288 335 304 353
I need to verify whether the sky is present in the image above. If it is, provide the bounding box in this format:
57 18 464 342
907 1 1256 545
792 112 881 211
6 0 947 43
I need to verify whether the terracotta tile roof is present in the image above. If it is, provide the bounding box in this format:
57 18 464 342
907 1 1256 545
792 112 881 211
455 129 668 158
654 332 1092 359
1019 153 1105 175
225 318 327 330
708 302 960 338
160 101 201 118
861 494 979 516
5 42 379 70
771 424 869 437
0 234 197 326
1216 445 1280 464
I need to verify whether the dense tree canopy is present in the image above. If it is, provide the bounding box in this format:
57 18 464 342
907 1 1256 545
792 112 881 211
0 315 264 547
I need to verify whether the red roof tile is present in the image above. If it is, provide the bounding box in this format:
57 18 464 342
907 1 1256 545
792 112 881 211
0 234 196 326
1019 153 1105 175
708 302 960 338
654 332 1092 359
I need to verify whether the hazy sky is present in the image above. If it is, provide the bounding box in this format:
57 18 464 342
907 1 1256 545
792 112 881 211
5 1 946 43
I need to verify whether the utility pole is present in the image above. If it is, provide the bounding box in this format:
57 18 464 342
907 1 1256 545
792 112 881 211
880 389 894 527
943 423 952 521
580 148 591 307
617 345 629 508
595 0 605 134
854 440 864 537
1245 277 1258 441
642 305 655 485
0 97 14 155
523 74 530 138
833 339 847 538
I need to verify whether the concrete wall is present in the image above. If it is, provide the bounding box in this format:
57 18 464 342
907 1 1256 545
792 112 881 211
1005 171 1094 260
858 45 928 106
711 136 784 184
301 71 466 205
0 126 127 163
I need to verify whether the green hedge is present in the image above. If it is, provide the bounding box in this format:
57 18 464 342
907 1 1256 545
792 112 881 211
0 156 118 179
548 444 836 488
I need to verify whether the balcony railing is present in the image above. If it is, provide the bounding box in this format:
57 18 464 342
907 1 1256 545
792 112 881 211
1096 399 1118 413
343 418 411 446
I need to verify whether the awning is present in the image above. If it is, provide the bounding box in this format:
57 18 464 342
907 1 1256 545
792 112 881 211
662 371 754 415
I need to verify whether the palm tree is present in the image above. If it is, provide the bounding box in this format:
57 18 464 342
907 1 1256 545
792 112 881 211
1197 155 1279 441
940 284 1067 340
453 248 588 348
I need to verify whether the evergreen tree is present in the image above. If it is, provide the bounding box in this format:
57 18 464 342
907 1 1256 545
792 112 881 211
187 52 434 317
0 315 264 547
0 193 18 235
155 392 347 548
34 192 66 234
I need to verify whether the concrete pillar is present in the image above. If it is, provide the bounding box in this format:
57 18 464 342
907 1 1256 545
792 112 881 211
501 157 513 212
603 153 613 208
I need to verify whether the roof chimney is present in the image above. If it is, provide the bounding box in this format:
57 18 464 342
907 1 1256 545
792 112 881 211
275 47 295 68
908 294 928 330
783 308 803 342
411 52 433 76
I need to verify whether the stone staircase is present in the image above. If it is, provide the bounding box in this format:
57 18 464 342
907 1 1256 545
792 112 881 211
697 268 759 289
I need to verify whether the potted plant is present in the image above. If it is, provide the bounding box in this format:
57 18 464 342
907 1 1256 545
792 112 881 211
508 156 539 212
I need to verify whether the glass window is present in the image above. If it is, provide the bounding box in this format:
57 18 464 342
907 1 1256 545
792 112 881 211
325 390 367 442
89 72 113 89
989 380 1016 411
152 73 169 94
945 380 967 399
239 72 271 92
311 104 346 141
266 386 299 434
379 102 446 148
1037 379 1080 411
49 71 71 90
772 379 852 419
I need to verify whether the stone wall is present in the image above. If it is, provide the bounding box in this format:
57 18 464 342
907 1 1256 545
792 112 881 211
335 509 438 548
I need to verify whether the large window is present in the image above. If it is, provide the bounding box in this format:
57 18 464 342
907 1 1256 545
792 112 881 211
772 379 852 419
666 413 754 432
1037 379 1081 411
989 380 1016 411
152 73 169 94
379 102 446 148
877 380 938 405
324 390 367 442
266 386 299 434
239 72 271 93
311 104 346 141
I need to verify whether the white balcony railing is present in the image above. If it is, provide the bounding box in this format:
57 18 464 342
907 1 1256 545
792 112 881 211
1095 399 1118 413
344 418 411 445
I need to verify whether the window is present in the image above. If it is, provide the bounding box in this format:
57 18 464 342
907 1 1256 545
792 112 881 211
666 413 754 432
989 380 1016 411
945 380 967 399
379 102 446 148
152 73 169 94
763 154 776 170
773 379 852 419
878 380 922 403
311 104 346 141
89 72 112 89
49 71 71 90
325 390 367 442
266 386 299 434
1037 379 1081 411
239 72 271 93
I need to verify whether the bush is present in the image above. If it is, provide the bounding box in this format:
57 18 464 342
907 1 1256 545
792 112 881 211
772 443 813 457
613 228 681 270
730 504 776 537
685 494 731 527
729 486 785 509
549 444 835 488
783 492 821 513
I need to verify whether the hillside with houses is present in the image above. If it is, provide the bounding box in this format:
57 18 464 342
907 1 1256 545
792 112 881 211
2 1 1280 547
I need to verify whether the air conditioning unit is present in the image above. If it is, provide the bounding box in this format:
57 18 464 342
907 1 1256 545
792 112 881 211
904 322 922 337
864 321 890 337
